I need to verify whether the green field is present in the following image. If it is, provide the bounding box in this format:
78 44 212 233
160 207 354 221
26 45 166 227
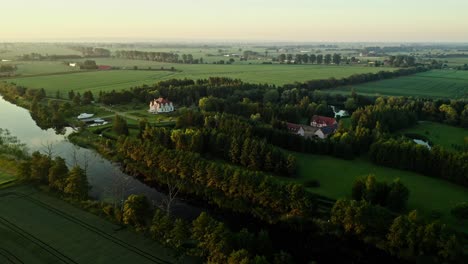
0 185 182 264
293 153 468 232
5 61 393 96
398 121 468 151
6 70 175 96
328 70 468 99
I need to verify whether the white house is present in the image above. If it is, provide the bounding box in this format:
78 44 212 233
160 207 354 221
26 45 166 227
149 98 174 114
69 63 77 67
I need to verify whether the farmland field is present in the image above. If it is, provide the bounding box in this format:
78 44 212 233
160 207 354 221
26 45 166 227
5 70 175 96
292 153 468 232
397 121 468 151
5 62 393 96
328 70 468 99
0 185 182 264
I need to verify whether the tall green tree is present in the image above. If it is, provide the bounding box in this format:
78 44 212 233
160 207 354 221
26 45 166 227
64 166 89 200
123 194 149 228
48 157 69 191
113 115 129 136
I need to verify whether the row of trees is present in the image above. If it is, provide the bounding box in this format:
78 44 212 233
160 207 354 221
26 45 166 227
0 64 16 72
141 125 296 176
277 53 342 65
351 98 418 132
70 46 111 57
115 50 204 64
67 90 94 105
331 200 461 262
352 175 409 212
116 137 316 223
388 55 416 67
115 194 296 263
370 139 468 187
18 152 89 199
18 53 82 61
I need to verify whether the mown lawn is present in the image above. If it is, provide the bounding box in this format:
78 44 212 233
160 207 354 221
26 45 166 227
292 153 468 232
397 121 467 151
0 185 187 264
328 70 468 99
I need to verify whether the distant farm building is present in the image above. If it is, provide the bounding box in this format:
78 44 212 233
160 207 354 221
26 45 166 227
287 119 337 140
310 115 338 139
98 65 112 70
69 63 77 67
149 98 174 114
287 122 305 136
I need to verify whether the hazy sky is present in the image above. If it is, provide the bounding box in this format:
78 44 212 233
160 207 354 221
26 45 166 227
2 0 468 42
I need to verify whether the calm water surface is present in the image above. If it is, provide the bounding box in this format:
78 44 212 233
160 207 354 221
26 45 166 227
0 95 199 218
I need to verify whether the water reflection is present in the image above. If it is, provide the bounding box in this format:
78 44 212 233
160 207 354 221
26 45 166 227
0 96 199 218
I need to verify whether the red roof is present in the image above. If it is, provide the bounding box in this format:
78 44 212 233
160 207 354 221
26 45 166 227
311 115 337 127
286 122 302 133
155 97 171 104
98 65 112 70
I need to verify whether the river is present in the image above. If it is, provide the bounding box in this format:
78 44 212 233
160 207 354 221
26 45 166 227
0 95 200 218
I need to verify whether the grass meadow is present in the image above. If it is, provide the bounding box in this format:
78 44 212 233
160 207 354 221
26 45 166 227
0 185 184 264
328 70 468 99
291 153 468 233
398 121 467 151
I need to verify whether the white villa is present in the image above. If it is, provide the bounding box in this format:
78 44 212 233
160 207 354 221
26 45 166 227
149 98 174 114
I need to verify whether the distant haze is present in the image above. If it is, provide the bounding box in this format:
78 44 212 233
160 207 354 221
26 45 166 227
2 0 468 42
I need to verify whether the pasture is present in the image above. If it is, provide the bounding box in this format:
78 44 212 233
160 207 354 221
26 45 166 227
0 185 181 264
6 62 391 96
398 121 467 151
292 153 468 232
328 70 468 99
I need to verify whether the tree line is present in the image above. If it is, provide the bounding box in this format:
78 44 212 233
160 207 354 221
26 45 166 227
331 200 461 262
116 137 316 224
115 50 204 64
18 151 89 200
370 138 468 187
276 53 343 65
69 46 111 57
18 53 82 61
141 125 296 177
0 64 17 72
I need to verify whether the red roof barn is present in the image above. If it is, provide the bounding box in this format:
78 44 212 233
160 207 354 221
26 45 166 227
310 115 337 128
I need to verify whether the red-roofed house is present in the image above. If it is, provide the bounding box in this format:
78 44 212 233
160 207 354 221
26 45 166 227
286 122 305 136
310 115 338 138
310 115 337 128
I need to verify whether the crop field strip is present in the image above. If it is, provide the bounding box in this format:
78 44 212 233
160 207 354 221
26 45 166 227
0 217 78 264
0 191 172 264
0 247 24 264
328 70 468 99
